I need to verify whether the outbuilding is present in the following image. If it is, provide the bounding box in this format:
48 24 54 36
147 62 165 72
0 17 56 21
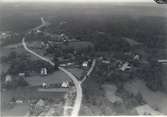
40 68 47 76
5 74 12 83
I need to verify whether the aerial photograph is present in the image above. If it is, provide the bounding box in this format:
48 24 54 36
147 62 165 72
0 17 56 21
0 0 167 116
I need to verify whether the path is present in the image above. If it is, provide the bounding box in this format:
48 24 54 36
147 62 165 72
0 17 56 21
81 59 96 83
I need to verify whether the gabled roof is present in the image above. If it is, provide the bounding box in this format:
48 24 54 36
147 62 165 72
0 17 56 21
36 99 45 107
135 104 161 115
123 37 142 47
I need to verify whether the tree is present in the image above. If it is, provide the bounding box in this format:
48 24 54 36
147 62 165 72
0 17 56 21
53 56 59 70
17 78 28 87
141 59 163 91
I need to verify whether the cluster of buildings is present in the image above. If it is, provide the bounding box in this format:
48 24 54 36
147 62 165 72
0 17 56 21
98 52 141 73
0 31 12 39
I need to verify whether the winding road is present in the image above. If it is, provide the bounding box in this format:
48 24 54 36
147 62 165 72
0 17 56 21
22 35 82 117
22 17 83 116
59 67 82 116
22 38 55 66
22 17 96 116
81 59 96 83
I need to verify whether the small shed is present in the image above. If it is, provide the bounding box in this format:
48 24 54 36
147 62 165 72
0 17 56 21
102 60 110 64
82 61 88 68
5 74 12 83
42 82 47 88
36 99 45 107
133 54 140 60
16 99 24 104
18 73 25 77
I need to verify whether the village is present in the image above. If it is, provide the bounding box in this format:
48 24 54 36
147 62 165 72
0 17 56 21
1 2 167 115
1 22 167 116
0 24 97 116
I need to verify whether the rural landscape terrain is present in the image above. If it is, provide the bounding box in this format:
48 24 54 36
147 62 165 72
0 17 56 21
0 1 167 116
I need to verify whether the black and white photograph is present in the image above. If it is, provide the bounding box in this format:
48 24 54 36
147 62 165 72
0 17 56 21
0 0 167 116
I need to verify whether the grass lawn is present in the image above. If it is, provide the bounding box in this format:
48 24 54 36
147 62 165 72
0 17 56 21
1 86 65 117
26 70 72 86
67 68 84 78
2 104 29 116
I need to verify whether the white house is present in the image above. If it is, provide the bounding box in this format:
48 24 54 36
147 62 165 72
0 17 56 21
61 81 69 88
40 68 47 75
5 75 12 83
102 60 110 64
60 64 67 67
67 62 73 66
18 73 25 77
16 100 24 104
82 61 88 68
36 30 41 33
135 104 161 115
134 54 140 60
119 62 131 71
42 82 47 88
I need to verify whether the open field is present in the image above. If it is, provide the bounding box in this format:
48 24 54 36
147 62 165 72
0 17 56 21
1 86 65 115
26 71 71 86
124 79 167 114
67 68 84 78
2 104 29 116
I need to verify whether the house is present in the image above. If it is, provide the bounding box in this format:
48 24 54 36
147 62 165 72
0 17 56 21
36 30 41 33
119 62 131 71
82 61 88 68
102 60 110 64
67 62 74 66
60 33 65 37
16 99 24 104
18 73 25 77
36 99 45 107
134 104 161 115
59 64 67 67
42 82 47 88
133 54 140 60
5 74 12 83
41 41 45 46
40 68 47 76
158 59 167 63
59 62 74 67
61 81 69 88
0 32 11 39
